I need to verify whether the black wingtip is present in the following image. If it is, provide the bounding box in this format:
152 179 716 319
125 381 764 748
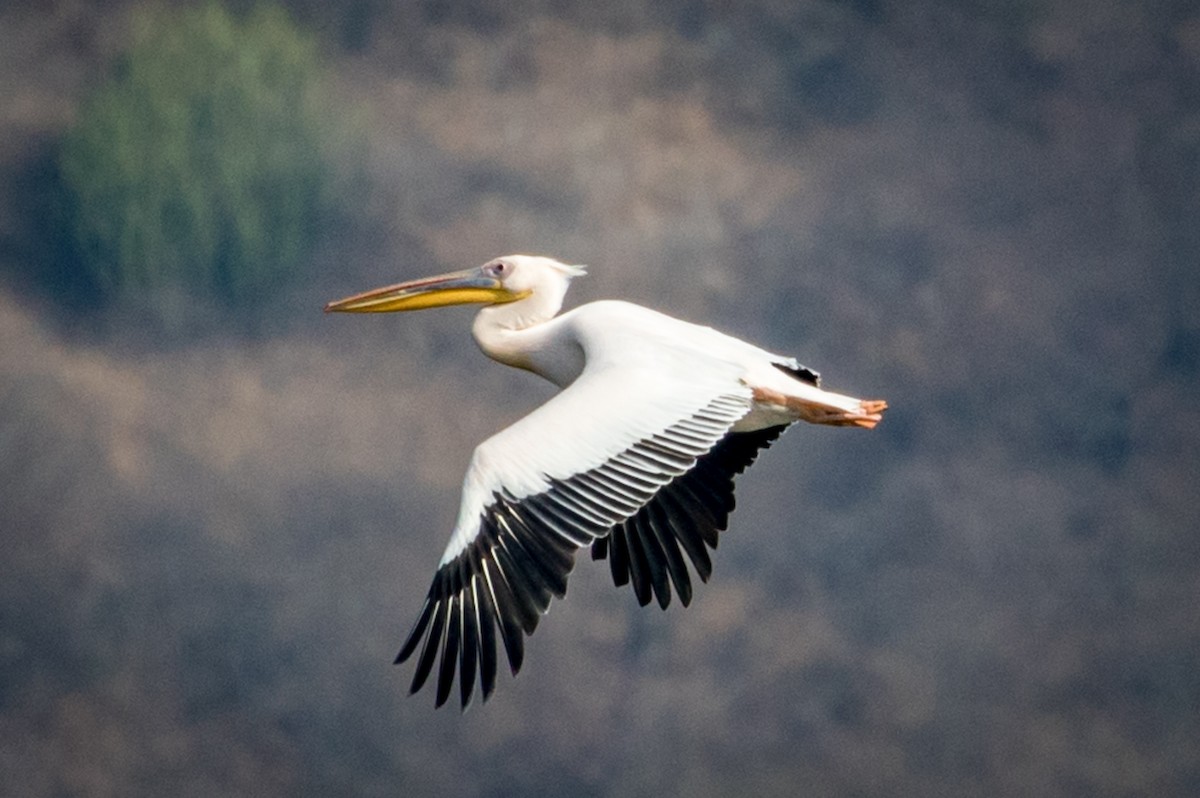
409 601 445 696
677 580 693 607
459 585 479 710
395 598 435 664
434 600 461 708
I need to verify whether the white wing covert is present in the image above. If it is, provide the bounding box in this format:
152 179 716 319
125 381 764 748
395 355 765 709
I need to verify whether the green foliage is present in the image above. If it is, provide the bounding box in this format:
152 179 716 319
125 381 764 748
59 1 354 309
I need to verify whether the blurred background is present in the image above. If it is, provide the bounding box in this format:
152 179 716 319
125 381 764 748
1 0 1197 795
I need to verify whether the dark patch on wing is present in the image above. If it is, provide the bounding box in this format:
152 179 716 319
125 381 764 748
774 360 820 386
395 493 590 710
592 425 786 608
395 394 752 710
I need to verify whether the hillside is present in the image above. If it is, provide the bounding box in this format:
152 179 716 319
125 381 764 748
1 1 1198 795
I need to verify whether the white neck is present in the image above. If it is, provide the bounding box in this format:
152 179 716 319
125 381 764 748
471 297 583 386
473 290 559 362
477 278 568 332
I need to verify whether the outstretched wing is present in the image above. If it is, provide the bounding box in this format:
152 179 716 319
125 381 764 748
591 424 785 609
395 356 761 709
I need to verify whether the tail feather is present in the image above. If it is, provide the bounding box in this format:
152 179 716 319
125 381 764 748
772 361 820 387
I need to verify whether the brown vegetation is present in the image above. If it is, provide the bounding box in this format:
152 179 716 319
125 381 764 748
1 1 1197 796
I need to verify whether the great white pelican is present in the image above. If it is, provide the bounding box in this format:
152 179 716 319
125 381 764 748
326 255 887 709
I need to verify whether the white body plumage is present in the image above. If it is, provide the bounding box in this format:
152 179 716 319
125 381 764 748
326 255 886 709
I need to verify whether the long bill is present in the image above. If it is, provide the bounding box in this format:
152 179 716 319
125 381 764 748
324 269 528 313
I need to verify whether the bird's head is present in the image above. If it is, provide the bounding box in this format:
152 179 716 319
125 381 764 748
324 255 586 325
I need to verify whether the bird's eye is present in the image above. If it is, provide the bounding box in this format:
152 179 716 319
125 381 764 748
489 261 508 276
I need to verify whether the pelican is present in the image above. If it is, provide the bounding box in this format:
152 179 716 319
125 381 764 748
326 255 886 709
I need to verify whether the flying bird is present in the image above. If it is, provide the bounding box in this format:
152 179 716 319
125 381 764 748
325 255 887 709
